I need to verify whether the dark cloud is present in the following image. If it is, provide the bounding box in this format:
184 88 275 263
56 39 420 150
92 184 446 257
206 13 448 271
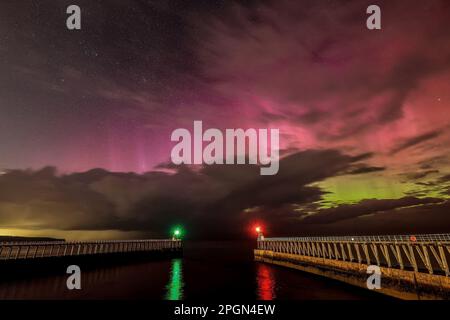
390 130 443 155
256 198 450 237
349 152 374 162
314 200 450 236
0 149 378 239
406 170 439 180
347 166 385 175
301 197 443 224
437 174 450 183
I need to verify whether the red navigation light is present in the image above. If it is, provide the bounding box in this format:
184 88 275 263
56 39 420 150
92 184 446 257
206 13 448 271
255 226 261 233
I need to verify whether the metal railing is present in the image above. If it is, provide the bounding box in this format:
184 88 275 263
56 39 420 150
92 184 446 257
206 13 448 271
0 239 182 261
257 233 450 276
263 233 450 243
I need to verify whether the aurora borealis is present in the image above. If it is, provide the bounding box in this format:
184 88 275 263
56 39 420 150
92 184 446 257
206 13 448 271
0 0 449 239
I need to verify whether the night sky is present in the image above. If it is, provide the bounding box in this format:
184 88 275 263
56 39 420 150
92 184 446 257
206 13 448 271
0 0 449 240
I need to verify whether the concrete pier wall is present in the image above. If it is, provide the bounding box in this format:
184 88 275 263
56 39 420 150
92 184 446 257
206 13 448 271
254 249 450 300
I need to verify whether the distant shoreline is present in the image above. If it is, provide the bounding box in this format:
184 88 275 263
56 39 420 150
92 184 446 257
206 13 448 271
0 236 64 242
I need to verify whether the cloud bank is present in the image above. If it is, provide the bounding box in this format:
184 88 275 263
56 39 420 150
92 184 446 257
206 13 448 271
1 149 449 239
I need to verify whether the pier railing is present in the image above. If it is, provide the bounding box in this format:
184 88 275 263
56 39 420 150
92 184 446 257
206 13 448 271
257 234 450 276
0 239 182 261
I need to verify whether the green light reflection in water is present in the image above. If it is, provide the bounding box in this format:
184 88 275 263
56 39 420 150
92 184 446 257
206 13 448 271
165 258 184 300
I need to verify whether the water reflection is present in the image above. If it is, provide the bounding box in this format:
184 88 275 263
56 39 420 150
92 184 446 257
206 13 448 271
165 258 184 300
256 263 276 300
0 264 124 299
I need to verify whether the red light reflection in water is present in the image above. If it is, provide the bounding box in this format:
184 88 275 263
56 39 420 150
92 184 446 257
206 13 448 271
256 263 276 300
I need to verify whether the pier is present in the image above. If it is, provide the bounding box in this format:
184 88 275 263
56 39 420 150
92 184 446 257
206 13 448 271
255 233 450 299
0 239 182 261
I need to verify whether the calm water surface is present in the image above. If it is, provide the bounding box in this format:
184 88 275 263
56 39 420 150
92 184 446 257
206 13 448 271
0 241 389 300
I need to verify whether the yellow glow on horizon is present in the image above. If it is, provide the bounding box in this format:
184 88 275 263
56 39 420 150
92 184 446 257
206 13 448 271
0 228 146 241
